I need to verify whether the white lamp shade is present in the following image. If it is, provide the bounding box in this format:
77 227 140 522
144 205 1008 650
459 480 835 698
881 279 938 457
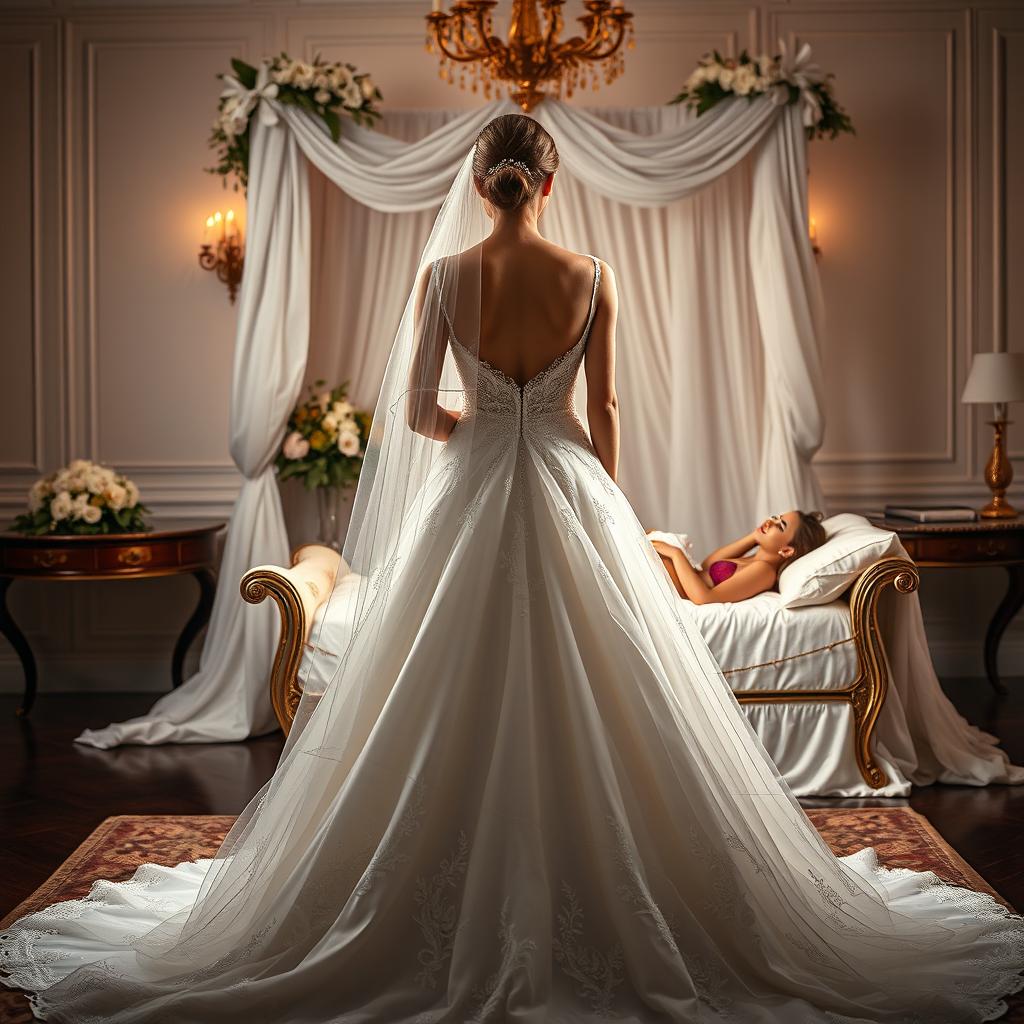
961 352 1024 404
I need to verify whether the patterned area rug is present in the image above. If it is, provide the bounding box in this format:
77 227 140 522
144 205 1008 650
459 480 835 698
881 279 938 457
0 808 1019 1023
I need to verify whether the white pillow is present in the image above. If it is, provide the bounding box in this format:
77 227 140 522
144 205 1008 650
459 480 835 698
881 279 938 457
777 513 902 608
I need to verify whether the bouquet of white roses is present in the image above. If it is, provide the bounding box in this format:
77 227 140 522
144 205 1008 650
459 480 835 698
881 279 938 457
10 459 151 536
672 42 853 141
209 53 381 191
275 379 371 492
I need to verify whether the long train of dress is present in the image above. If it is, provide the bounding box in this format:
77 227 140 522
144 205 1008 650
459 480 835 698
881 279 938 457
2 257 1023 1022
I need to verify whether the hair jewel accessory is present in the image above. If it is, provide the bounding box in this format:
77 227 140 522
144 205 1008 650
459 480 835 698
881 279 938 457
485 157 535 178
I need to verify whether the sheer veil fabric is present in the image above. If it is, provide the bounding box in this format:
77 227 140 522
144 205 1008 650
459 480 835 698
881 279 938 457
2 141 1024 1023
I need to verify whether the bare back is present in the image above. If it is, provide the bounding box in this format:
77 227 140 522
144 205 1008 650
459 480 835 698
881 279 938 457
456 238 602 388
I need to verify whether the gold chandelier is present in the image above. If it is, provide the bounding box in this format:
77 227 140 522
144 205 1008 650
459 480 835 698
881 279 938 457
425 0 635 112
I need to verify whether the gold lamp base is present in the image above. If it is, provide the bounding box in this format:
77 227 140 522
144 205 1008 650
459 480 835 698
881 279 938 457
980 419 1018 519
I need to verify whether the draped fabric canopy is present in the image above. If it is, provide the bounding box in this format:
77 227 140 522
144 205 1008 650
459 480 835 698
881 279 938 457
75 95 826 749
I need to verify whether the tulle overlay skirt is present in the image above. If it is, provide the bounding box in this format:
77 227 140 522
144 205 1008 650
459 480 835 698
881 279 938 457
2 414 1023 1023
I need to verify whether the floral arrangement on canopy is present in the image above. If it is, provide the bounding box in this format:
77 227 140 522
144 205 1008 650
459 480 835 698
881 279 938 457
671 41 853 140
208 54 382 190
10 459 150 536
276 380 371 493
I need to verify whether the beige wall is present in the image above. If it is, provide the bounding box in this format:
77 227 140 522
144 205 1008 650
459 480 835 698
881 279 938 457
0 0 1020 695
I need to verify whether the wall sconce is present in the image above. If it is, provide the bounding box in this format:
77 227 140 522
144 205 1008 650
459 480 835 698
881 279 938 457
809 216 822 257
199 209 244 304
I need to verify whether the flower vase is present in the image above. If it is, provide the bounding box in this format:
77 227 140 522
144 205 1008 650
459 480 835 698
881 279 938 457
316 486 347 552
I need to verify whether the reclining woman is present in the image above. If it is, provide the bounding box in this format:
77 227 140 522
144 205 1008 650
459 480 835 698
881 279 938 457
647 509 827 604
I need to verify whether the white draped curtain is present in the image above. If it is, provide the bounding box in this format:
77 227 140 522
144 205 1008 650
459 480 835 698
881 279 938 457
76 95 827 749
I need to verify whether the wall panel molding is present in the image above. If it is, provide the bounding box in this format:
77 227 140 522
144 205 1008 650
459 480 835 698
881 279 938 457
0 21 61 492
770 10 969 489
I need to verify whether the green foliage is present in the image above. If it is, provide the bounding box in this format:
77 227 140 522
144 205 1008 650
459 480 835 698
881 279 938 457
670 48 854 142
207 54 383 192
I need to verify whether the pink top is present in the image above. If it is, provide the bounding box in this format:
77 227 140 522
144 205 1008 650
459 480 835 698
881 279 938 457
708 559 738 587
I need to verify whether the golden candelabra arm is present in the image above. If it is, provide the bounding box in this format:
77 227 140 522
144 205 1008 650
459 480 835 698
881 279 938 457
428 12 502 64
558 4 630 61
542 0 564 54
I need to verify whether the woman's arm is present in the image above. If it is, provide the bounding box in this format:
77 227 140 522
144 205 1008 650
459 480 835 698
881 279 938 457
653 541 775 605
583 260 620 483
407 263 461 441
701 530 759 571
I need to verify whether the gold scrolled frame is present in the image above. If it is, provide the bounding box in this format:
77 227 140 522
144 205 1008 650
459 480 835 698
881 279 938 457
242 547 920 788
240 543 343 735
733 556 920 789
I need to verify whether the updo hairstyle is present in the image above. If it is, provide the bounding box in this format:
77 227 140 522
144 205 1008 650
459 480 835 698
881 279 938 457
472 113 560 212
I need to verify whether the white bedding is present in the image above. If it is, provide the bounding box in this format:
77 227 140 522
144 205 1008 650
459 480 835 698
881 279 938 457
688 592 855 692
298 549 1024 798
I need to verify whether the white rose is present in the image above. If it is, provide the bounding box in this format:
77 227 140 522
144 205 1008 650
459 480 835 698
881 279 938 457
359 75 375 101
292 61 315 89
337 430 360 457
757 55 778 81
718 67 736 90
282 430 310 460
81 503 102 525
340 415 358 434
702 62 720 84
68 459 90 473
225 109 249 137
28 479 51 512
341 79 363 108
314 89 332 105
271 63 293 86
313 71 329 91
85 468 107 494
733 64 757 96
322 412 339 433
330 66 352 91
50 491 73 521
125 480 140 508
70 493 90 520
332 400 354 419
106 483 128 511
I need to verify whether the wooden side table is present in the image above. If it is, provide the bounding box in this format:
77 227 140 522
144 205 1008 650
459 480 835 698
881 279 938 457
867 514 1024 693
0 519 225 716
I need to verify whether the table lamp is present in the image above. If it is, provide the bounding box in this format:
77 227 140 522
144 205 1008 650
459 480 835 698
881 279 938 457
961 352 1024 518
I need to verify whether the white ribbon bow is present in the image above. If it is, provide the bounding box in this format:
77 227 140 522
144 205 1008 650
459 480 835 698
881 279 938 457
220 61 280 135
774 40 826 127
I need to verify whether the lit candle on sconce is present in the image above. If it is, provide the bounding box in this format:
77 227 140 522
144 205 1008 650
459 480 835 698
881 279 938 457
199 208 244 304
809 216 822 256
431 0 442 12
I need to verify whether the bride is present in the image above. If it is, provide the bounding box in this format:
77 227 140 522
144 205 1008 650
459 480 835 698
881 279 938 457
2 112 1022 1023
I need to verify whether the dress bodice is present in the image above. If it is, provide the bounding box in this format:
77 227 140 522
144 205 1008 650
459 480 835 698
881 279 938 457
437 255 602 436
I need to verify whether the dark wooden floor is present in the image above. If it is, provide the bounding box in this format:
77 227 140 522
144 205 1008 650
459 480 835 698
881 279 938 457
2 678 1023 917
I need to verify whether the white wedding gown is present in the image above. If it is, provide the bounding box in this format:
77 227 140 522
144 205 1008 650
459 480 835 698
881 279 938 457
2 255 1024 1023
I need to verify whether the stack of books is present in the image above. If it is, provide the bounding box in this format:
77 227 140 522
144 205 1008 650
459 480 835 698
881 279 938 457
882 504 978 524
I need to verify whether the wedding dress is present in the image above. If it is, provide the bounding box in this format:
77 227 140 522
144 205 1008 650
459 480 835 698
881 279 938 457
2 150 1024 1024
